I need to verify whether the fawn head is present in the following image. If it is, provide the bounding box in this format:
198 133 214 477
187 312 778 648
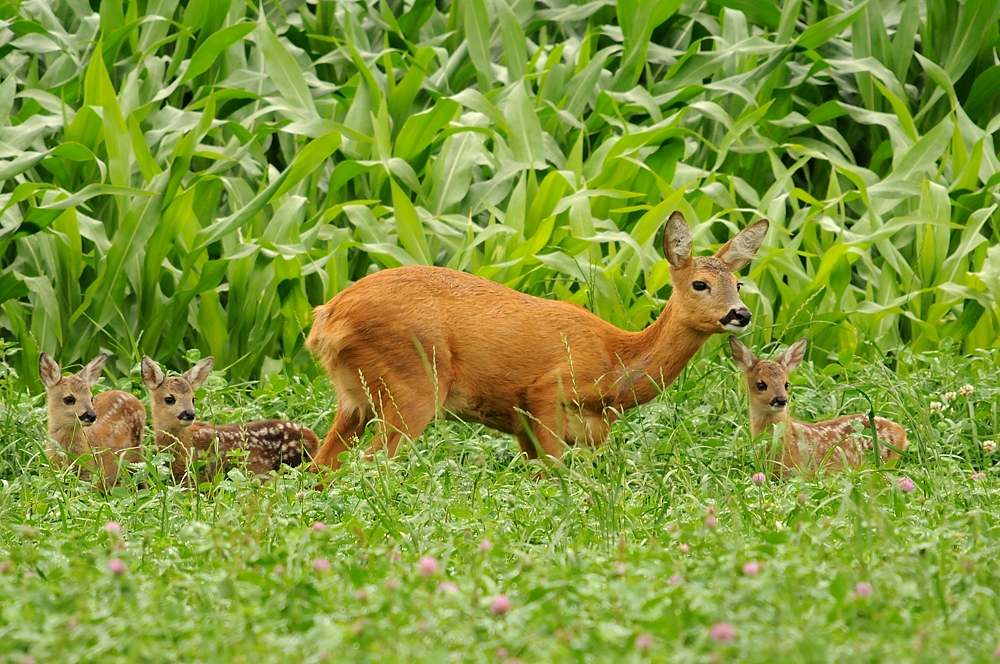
663 212 769 333
729 337 808 414
39 353 107 428
141 356 215 428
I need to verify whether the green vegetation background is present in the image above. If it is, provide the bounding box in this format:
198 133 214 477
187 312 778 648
3 0 1000 387
4 1 1000 662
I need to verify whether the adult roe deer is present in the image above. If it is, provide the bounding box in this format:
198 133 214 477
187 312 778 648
728 336 907 475
140 356 319 481
39 352 146 489
306 211 769 469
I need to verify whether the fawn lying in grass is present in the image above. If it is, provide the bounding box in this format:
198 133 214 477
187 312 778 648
729 336 907 475
140 356 319 481
307 211 768 469
39 353 146 489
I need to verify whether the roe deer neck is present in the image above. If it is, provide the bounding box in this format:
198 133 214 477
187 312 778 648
608 300 712 408
152 417 194 449
48 421 90 452
750 406 792 439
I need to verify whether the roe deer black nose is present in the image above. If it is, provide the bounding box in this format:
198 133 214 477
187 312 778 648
80 411 97 424
179 410 195 422
721 308 752 327
771 396 787 408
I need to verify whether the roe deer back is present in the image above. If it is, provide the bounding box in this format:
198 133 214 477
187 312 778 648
729 336 907 475
141 356 319 481
39 353 146 489
306 212 769 469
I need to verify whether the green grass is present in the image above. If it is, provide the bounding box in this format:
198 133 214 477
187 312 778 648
2 344 999 662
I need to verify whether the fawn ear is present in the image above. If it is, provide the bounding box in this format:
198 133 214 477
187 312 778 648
779 339 808 373
715 219 769 272
662 211 693 269
80 353 108 387
141 356 164 390
728 336 758 372
183 357 214 390
39 353 63 388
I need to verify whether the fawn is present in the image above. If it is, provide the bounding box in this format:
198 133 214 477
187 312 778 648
140 356 319 480
306 211 769 469
728 336 907 474
39 352 147 489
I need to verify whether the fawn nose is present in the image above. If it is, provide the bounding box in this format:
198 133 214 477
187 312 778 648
179 410 195 422
721 307 752 328
80 411 97 424
770 396 787 408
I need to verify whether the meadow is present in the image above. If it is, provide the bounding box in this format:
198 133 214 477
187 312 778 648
2 344 1000 662
2 0 1000 660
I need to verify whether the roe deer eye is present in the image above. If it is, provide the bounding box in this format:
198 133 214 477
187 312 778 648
785 383 789 389
736 282 743 291
692 281 708 291
165 395 176 405
756 381 767 391
63 396 76 405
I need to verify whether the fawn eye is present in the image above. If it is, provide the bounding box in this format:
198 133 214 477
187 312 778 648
63 396 76 405
785 382 789 389
164 395 176 405
756 381 767 391
692 281 708 291
736 282 743 291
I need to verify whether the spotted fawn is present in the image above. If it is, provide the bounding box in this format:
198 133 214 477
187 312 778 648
39 352 146 489
140 356 319 481
729 336 907 475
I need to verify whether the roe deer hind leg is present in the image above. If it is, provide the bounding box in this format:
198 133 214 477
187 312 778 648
312 406 370 470
365 384 437 461
515 431 540 460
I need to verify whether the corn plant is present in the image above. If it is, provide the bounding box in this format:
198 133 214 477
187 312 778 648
1 0 999 388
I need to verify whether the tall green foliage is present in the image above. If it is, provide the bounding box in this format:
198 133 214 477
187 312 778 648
1 0 999 387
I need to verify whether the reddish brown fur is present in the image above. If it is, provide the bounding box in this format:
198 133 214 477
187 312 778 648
39 353 146 490
307 212 769 469
729 337 908 476
141 356 319 482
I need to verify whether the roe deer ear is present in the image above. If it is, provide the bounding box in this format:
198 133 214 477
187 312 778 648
662 211 693 269
728 336 759 372
714 219 769 272
39 353 63 388
80 353 109 387
183 357 215 390
778 339 808 373
141 356 164 390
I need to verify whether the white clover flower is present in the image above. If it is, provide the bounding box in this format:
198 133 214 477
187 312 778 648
943 391 957 403
929 401 946 414
959 384 974 398
983 440 996 454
